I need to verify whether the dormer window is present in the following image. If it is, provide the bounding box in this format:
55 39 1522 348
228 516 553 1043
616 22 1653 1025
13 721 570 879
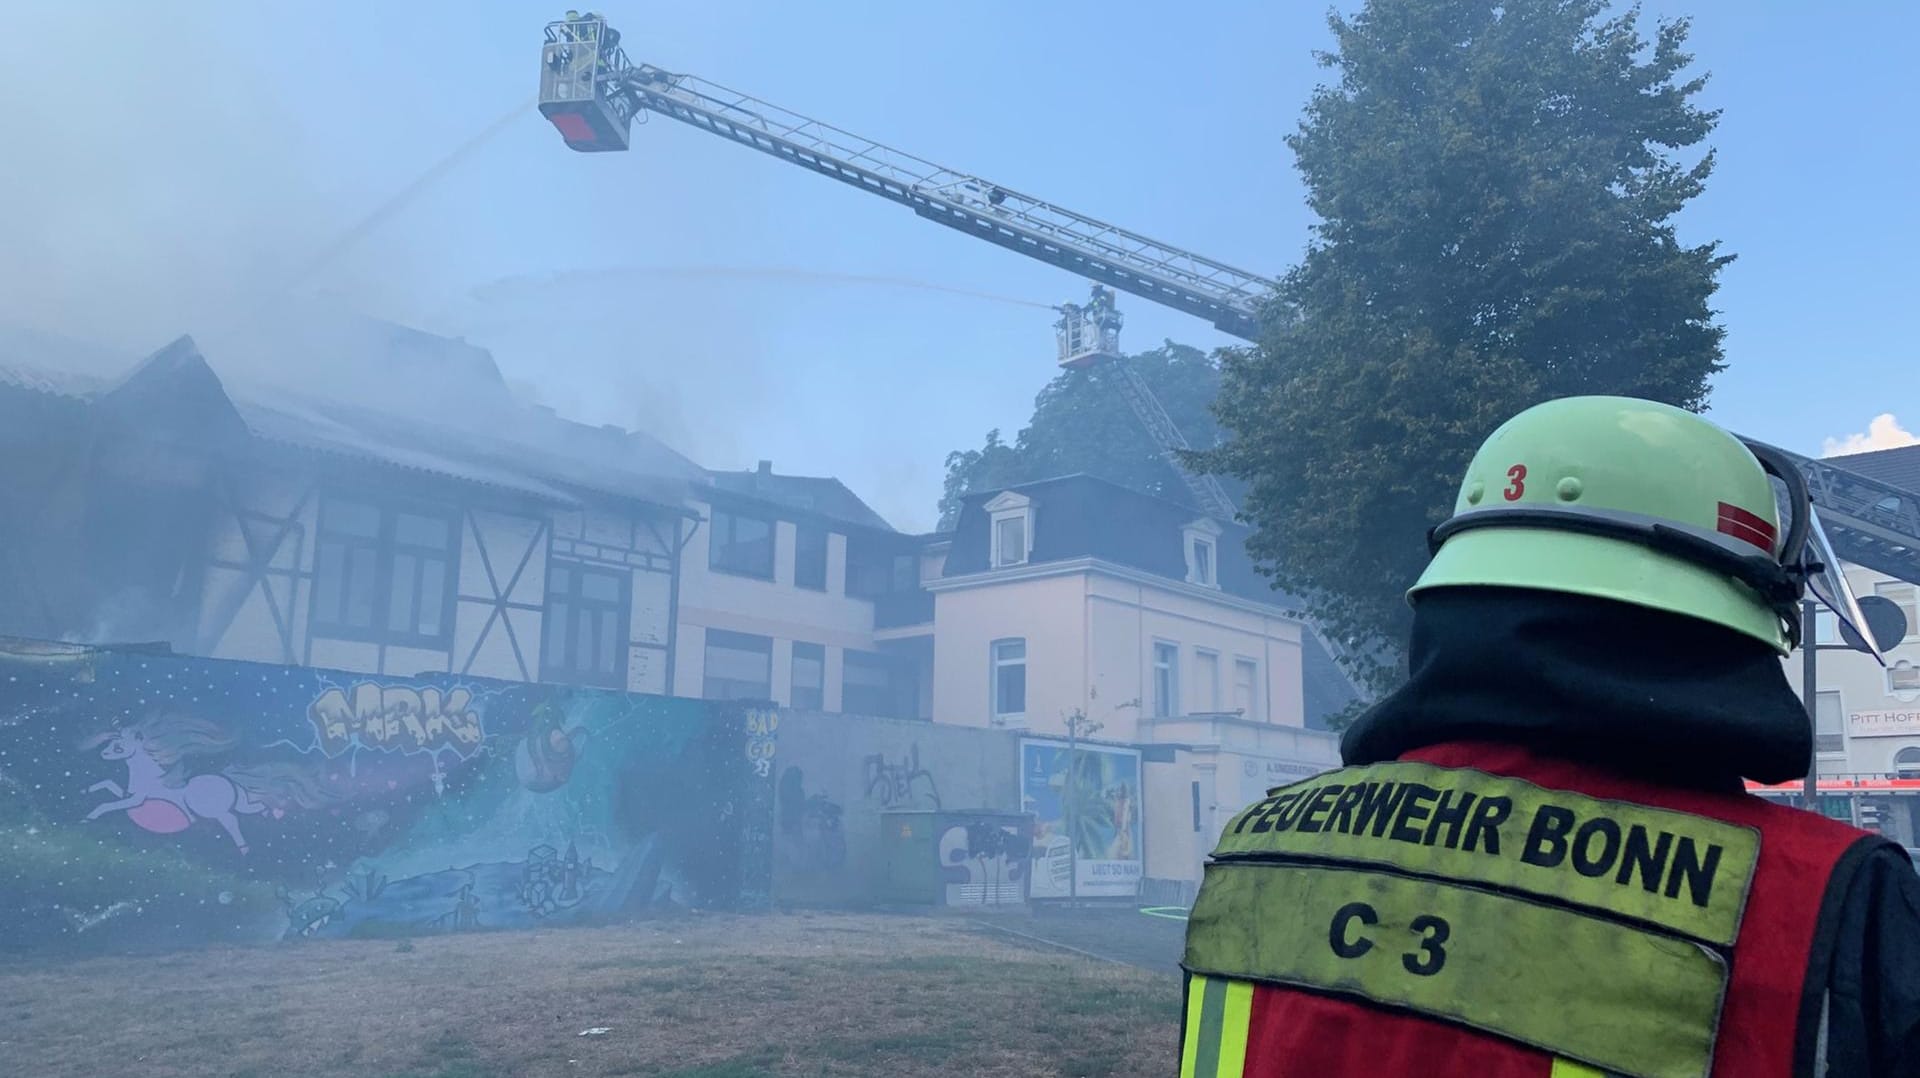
986 491 1034 568
1184 518 1222 588
995 516 1027 567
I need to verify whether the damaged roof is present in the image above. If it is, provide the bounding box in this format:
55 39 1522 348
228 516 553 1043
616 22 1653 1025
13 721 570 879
0 320 704 511
702 463 897 532
0 325 119 399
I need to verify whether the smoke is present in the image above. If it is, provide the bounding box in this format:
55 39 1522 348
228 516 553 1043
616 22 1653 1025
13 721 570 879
286 101 532 294
0 7 1017 535
1823 414 1919 457
0 7 439 366
464 265 1057 313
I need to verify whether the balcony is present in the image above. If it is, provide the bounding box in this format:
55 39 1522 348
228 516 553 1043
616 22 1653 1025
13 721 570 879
1142 710 1341 762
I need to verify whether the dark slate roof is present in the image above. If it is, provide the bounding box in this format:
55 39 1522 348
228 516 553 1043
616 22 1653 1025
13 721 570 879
1830 444 1920 495
943 474 1360 726
943 474 1289 605
703 465 897 533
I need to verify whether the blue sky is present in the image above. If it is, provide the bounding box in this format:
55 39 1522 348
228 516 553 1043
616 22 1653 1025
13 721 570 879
1 2 1913 532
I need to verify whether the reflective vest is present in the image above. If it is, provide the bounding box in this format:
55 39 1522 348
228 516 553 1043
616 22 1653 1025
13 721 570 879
1181 741 1882 1078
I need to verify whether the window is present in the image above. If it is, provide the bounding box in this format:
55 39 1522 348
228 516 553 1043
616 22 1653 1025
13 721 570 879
1891 660 1920 694
1875 582 1917 641
541 561 629 688
791 642 825 710
986 491 1034 570
703 630 772 700
1194 650 1221 712
843 650 908 718
312 497 457 647
709 510 774 579
1897 746 1920 778
891 553 919 592
1184 518 1224 588
1153 642 1180 718
794 524 829 591
1191 781 1203 833
1191 539 1215 587
994 515 1028 568
1814 610 1839 646
1815 690 1845 755
1233 658 1260 720
992 639 1027 725
847 538 914 598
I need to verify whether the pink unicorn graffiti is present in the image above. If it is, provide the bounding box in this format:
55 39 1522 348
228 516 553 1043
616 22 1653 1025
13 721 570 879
82 714 336 854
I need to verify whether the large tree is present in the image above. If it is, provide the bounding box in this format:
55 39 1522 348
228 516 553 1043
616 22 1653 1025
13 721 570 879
939 342 1227 527
1204 0 1730 695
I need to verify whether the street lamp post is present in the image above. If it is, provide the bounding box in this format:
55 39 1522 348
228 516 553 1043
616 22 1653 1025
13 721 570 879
1802 600 1821 812
1064 708 1103 908
1799 595 1910 814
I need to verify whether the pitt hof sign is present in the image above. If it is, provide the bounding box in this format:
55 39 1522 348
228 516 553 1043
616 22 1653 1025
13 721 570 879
1848 709 1920 739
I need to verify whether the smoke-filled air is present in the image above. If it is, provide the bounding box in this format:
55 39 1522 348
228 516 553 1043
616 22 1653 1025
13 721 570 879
2 3 1917 1077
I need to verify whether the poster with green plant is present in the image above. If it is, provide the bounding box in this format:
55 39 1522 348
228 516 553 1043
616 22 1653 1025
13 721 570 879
1019 739 1142 898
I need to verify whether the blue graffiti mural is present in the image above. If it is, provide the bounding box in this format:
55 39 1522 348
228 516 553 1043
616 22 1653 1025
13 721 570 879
0 639 772 953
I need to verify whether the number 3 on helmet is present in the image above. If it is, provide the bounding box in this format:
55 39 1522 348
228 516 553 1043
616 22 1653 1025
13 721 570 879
1416 395 1822 654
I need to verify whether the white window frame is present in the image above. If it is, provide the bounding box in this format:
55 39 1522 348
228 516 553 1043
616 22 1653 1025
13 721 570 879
1815 690 1846 756
1152 641 1180 718
1890 659 1920 696
1193 648 1221 713
986 491 1034 569
991 637 1028 727
790 641 825 711
1233 657 1261 721
1183 518 1223 589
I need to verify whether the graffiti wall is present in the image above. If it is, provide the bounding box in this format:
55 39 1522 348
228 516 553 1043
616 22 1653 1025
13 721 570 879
0 639 771 954
935 814 1030 907
1021 739 1144 899
772 710 1021 906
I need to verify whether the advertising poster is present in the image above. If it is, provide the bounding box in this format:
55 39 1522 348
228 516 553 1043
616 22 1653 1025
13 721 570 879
1020 739 1143 899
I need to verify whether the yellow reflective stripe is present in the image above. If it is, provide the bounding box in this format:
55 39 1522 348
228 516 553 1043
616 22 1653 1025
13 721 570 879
1216 760 1759 946
1179 974 1253 1078
1551 1060 1610 1078
1185 862 1730 1078
1215 979 1253 1078
1180 974 1207 1077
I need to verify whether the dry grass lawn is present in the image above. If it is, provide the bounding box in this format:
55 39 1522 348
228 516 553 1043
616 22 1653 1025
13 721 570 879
0 912 1179 1078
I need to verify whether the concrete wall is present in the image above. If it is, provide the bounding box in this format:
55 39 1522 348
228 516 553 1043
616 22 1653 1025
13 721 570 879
770 709 1021 906
1140 728 1341 896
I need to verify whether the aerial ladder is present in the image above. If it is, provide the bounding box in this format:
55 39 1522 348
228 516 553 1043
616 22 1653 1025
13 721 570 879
535 12 1920 596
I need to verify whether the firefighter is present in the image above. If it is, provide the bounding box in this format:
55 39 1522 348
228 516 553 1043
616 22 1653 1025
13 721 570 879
1180 395 1920 1077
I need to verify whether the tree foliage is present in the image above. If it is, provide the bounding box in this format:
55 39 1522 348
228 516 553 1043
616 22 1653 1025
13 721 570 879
939 342 1228 527
1203 0 1731 694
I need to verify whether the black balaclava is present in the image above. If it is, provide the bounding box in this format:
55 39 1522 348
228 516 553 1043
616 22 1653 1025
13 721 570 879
1340 585 1813 792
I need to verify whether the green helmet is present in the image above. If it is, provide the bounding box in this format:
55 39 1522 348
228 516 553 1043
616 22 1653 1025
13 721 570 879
1413 396 1814 653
